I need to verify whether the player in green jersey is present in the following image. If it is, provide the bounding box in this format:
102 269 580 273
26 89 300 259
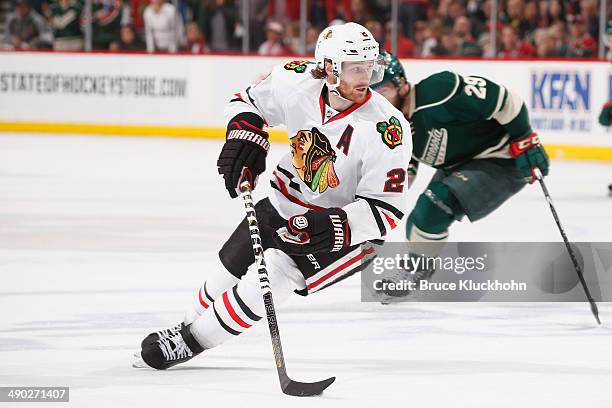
371 51 550 301
598 102 611 195
598 21 611 196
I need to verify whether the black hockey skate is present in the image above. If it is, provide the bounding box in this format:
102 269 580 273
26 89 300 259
140 323 181 348
134 323 205 369
378 256 435 304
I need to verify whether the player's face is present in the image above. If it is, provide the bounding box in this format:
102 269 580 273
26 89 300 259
338 61 375 103
374 82 401 108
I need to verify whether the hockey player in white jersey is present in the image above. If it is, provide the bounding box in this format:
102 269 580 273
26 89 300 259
136 22 411 370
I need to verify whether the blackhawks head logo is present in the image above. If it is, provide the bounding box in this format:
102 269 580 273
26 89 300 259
376 116 403 149
290 128 340 193
284 60 309 73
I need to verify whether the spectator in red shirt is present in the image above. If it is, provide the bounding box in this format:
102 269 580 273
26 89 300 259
383 21 415 57
267 0 352 24
365 19 383 44
453 15 482 56
567 14 596 57
129 0 148 35
324 0 352 23
185 21 209 53
498 25 536 58
350 0 374 25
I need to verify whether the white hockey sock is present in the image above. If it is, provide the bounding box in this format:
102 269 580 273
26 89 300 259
183 266 240 325
190 249 305 349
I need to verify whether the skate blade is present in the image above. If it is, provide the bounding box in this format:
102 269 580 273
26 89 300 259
380 292 416 305
132 352 150 369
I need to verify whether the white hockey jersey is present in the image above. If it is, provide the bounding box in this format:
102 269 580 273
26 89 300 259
224 60 412 246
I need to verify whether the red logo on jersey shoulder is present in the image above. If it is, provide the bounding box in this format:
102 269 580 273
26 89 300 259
376 116 403 149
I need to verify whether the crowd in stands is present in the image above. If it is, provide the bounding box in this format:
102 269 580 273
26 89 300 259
2 0 611 58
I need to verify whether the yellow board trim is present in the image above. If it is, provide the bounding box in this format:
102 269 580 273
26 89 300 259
0 121 611 161
543 144 612 162
0 121 289 142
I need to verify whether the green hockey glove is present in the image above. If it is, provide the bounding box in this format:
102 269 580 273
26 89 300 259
598 102 612 126
509 132 550 183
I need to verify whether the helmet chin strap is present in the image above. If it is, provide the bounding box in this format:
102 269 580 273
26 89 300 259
327 74 353 103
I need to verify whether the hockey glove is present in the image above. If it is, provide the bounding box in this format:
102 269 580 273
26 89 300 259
598 101 612 126
275 208 350 255
217 112 270 198
509 132 549 183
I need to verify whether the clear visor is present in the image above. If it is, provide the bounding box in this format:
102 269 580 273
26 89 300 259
340 55 385 86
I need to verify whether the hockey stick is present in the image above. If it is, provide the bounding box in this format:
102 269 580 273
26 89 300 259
533 168 601 325
239 181 336 396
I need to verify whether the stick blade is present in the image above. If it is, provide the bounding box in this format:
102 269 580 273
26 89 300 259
591 302 601 325
282 376 336 397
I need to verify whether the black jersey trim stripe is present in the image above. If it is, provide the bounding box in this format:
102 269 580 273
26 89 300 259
270 180 281 193
213 303 241 336
203 282 214 303
276 165 294 179
232 286 262 322
355 195 405 220
276 165 302 192
361 198 386 237
245 86 259 111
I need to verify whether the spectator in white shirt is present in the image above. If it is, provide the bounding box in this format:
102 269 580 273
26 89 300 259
143 0 183 52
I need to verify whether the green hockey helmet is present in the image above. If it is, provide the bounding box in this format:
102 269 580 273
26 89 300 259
370 50 406 90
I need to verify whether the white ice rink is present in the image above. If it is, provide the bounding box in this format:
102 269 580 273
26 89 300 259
1 133 611 407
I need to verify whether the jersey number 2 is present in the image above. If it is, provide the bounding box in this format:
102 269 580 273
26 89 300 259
384 168 406 192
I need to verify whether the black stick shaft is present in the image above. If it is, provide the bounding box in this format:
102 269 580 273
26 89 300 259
533 169 600 325
239 182 336 397
239 181 290 383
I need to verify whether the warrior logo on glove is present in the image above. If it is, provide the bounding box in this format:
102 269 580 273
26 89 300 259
292 215 309 229
290 128 340 193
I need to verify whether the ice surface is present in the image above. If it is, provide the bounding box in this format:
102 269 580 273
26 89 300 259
0 134 611 407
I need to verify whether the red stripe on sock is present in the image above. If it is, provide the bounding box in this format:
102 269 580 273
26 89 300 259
222 291 251 329
198 287 209 309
